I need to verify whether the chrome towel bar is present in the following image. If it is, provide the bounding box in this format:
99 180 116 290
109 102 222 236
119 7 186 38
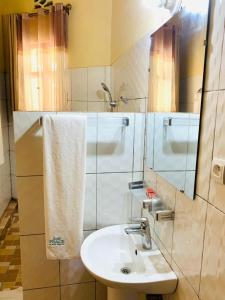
38 116 130 127
163 117 199 127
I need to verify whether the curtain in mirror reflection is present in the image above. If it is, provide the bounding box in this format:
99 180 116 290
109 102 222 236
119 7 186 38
3 3 69 111
149 24 180 112
0 113 4 165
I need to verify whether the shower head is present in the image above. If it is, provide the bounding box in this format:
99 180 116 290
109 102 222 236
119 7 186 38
101 82 117 111
101 82 111 93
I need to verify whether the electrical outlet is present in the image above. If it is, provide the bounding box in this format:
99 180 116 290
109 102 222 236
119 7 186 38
211 159 225 185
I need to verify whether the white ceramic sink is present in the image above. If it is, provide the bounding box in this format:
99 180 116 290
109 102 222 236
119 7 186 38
81 225 177 299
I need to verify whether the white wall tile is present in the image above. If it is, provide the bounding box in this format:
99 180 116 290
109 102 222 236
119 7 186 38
71 101 88 112
71 68 88 101
97 173 132 228
88 67 107 102
133 113 145 172
86 114 97 174
131 172 144 219
153 113 189 172
145 113 155 169
97 113 134 173
84 174 97 230
184 171 196 199
112 35 150 102
88 102 106 112
105 66 112 98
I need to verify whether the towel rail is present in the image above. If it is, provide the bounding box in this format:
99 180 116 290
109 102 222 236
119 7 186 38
38 116 130 127
163 117 199 127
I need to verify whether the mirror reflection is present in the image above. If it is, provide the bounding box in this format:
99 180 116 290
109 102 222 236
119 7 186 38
146 0 210 198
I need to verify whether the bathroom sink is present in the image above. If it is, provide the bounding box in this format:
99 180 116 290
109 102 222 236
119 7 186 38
81 225 177 298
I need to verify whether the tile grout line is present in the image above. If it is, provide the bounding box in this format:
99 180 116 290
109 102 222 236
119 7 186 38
206 90 220 203
198 200 209 297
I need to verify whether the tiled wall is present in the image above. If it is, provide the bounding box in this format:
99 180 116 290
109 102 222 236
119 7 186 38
68 34 150 114
144 1 225 299
111 35 150 113
14 112 145 300
68 66 112 112
0 72 12 216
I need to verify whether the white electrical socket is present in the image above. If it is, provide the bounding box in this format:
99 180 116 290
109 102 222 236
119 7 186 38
211 159 225 185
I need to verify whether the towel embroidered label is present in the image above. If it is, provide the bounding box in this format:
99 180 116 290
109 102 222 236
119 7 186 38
49 236 65 246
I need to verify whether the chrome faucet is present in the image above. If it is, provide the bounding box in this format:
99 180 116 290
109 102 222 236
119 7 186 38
125 217 152 250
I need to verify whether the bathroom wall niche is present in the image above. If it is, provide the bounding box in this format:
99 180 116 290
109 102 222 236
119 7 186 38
145 1 210 199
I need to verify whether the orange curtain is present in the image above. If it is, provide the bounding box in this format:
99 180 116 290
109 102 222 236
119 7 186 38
17 3 70 111
2 15 19 111
149 24 180 112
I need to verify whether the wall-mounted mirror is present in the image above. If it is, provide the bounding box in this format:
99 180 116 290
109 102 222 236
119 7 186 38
145 0 210 199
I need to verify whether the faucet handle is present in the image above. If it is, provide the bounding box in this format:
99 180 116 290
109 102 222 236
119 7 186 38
142 199 152 210
155 210 175 221
132 217 148 225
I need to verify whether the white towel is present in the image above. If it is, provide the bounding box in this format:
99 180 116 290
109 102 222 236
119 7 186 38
43 115 87 260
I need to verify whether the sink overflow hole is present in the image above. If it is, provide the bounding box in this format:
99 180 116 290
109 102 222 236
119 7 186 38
135 249 138 255
121 267 131 275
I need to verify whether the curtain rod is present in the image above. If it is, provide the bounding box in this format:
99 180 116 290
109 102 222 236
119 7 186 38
28 3 72 17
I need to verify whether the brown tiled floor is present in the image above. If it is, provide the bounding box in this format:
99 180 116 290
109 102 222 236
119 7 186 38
0 213 21 291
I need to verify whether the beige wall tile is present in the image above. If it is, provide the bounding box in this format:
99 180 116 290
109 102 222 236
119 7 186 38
20 235 60 290
164 261 199 300
219 33 225 89
200 204 225 300
23 287 60 300
13 112 56 176
144 166 157 191
209 91 225 213
17 176 45 235
155 175 176 256
172 193 207 293
204 0 225 91
60 258 94 285
61 282 95 300
96 281 107 300
153 234 172 266
196 92 217 200
156 175 177 209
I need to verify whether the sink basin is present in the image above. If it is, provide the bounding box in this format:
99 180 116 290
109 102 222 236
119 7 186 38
81 225 177 299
